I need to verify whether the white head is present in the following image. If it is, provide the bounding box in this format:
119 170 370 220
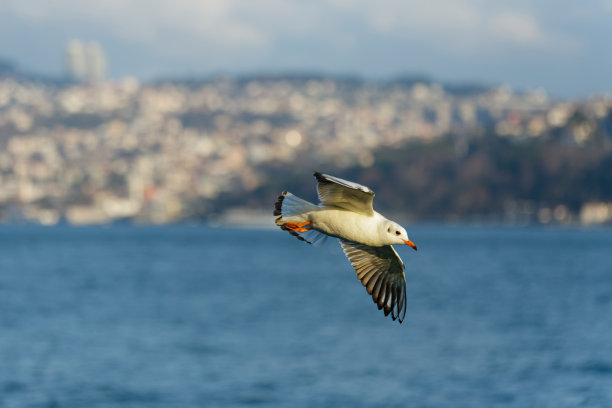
384 221 418 250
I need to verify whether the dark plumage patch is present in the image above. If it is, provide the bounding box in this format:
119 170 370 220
273 191 287 216
313 171 328 185
279 224 312 244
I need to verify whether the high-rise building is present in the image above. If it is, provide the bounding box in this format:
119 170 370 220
64 40 107 82
65 40 86 81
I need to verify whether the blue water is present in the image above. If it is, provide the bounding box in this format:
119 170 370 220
0 225 611 407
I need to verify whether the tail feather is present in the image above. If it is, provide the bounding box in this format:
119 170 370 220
274 191 326 245
274 191 318 221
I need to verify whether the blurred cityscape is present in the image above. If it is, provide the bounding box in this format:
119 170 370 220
0 55 611 226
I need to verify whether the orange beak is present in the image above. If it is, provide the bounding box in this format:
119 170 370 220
403 239 418 251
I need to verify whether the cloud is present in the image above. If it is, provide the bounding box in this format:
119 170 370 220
1 0 270 48
360 0 481 34
1 0 608 96
337 1 580 55
1 0 576 54
490 12 547 44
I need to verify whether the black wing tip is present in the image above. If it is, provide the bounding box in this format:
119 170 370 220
273 191 288 216
397 289 406 324
372 278 407 324
313 171 327 183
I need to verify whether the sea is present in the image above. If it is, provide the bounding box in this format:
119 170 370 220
0 224 611 408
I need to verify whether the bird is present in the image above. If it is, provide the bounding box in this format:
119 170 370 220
273 172 417 323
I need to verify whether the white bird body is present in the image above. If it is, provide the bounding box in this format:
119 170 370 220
274 172 418 323
290 208 390 247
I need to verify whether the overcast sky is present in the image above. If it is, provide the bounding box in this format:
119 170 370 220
1 0 611 97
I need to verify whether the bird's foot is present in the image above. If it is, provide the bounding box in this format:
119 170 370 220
284 220 312 233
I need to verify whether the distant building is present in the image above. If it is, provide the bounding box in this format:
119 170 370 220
64 40 107 82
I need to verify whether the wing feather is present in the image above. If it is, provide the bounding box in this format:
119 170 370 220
314 172 375 216
382 283 392 314
397 286 406 322
366 271 381 294
360 269 378 286
357 265 376 280
373 275 386 307
386 288 396 316
339 239 407 323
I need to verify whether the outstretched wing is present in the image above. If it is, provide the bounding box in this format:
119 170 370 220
314 172 375 216
339 239 407 323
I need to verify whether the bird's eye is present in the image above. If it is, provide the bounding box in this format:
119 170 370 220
387 227 391 233
395 231 401 235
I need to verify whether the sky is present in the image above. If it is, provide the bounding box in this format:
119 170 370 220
0 0 611 97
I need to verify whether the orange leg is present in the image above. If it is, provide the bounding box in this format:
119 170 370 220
284 220 312 233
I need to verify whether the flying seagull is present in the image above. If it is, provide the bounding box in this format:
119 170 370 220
274 172 417 323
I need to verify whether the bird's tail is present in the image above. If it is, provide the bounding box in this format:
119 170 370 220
274 191 326 245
